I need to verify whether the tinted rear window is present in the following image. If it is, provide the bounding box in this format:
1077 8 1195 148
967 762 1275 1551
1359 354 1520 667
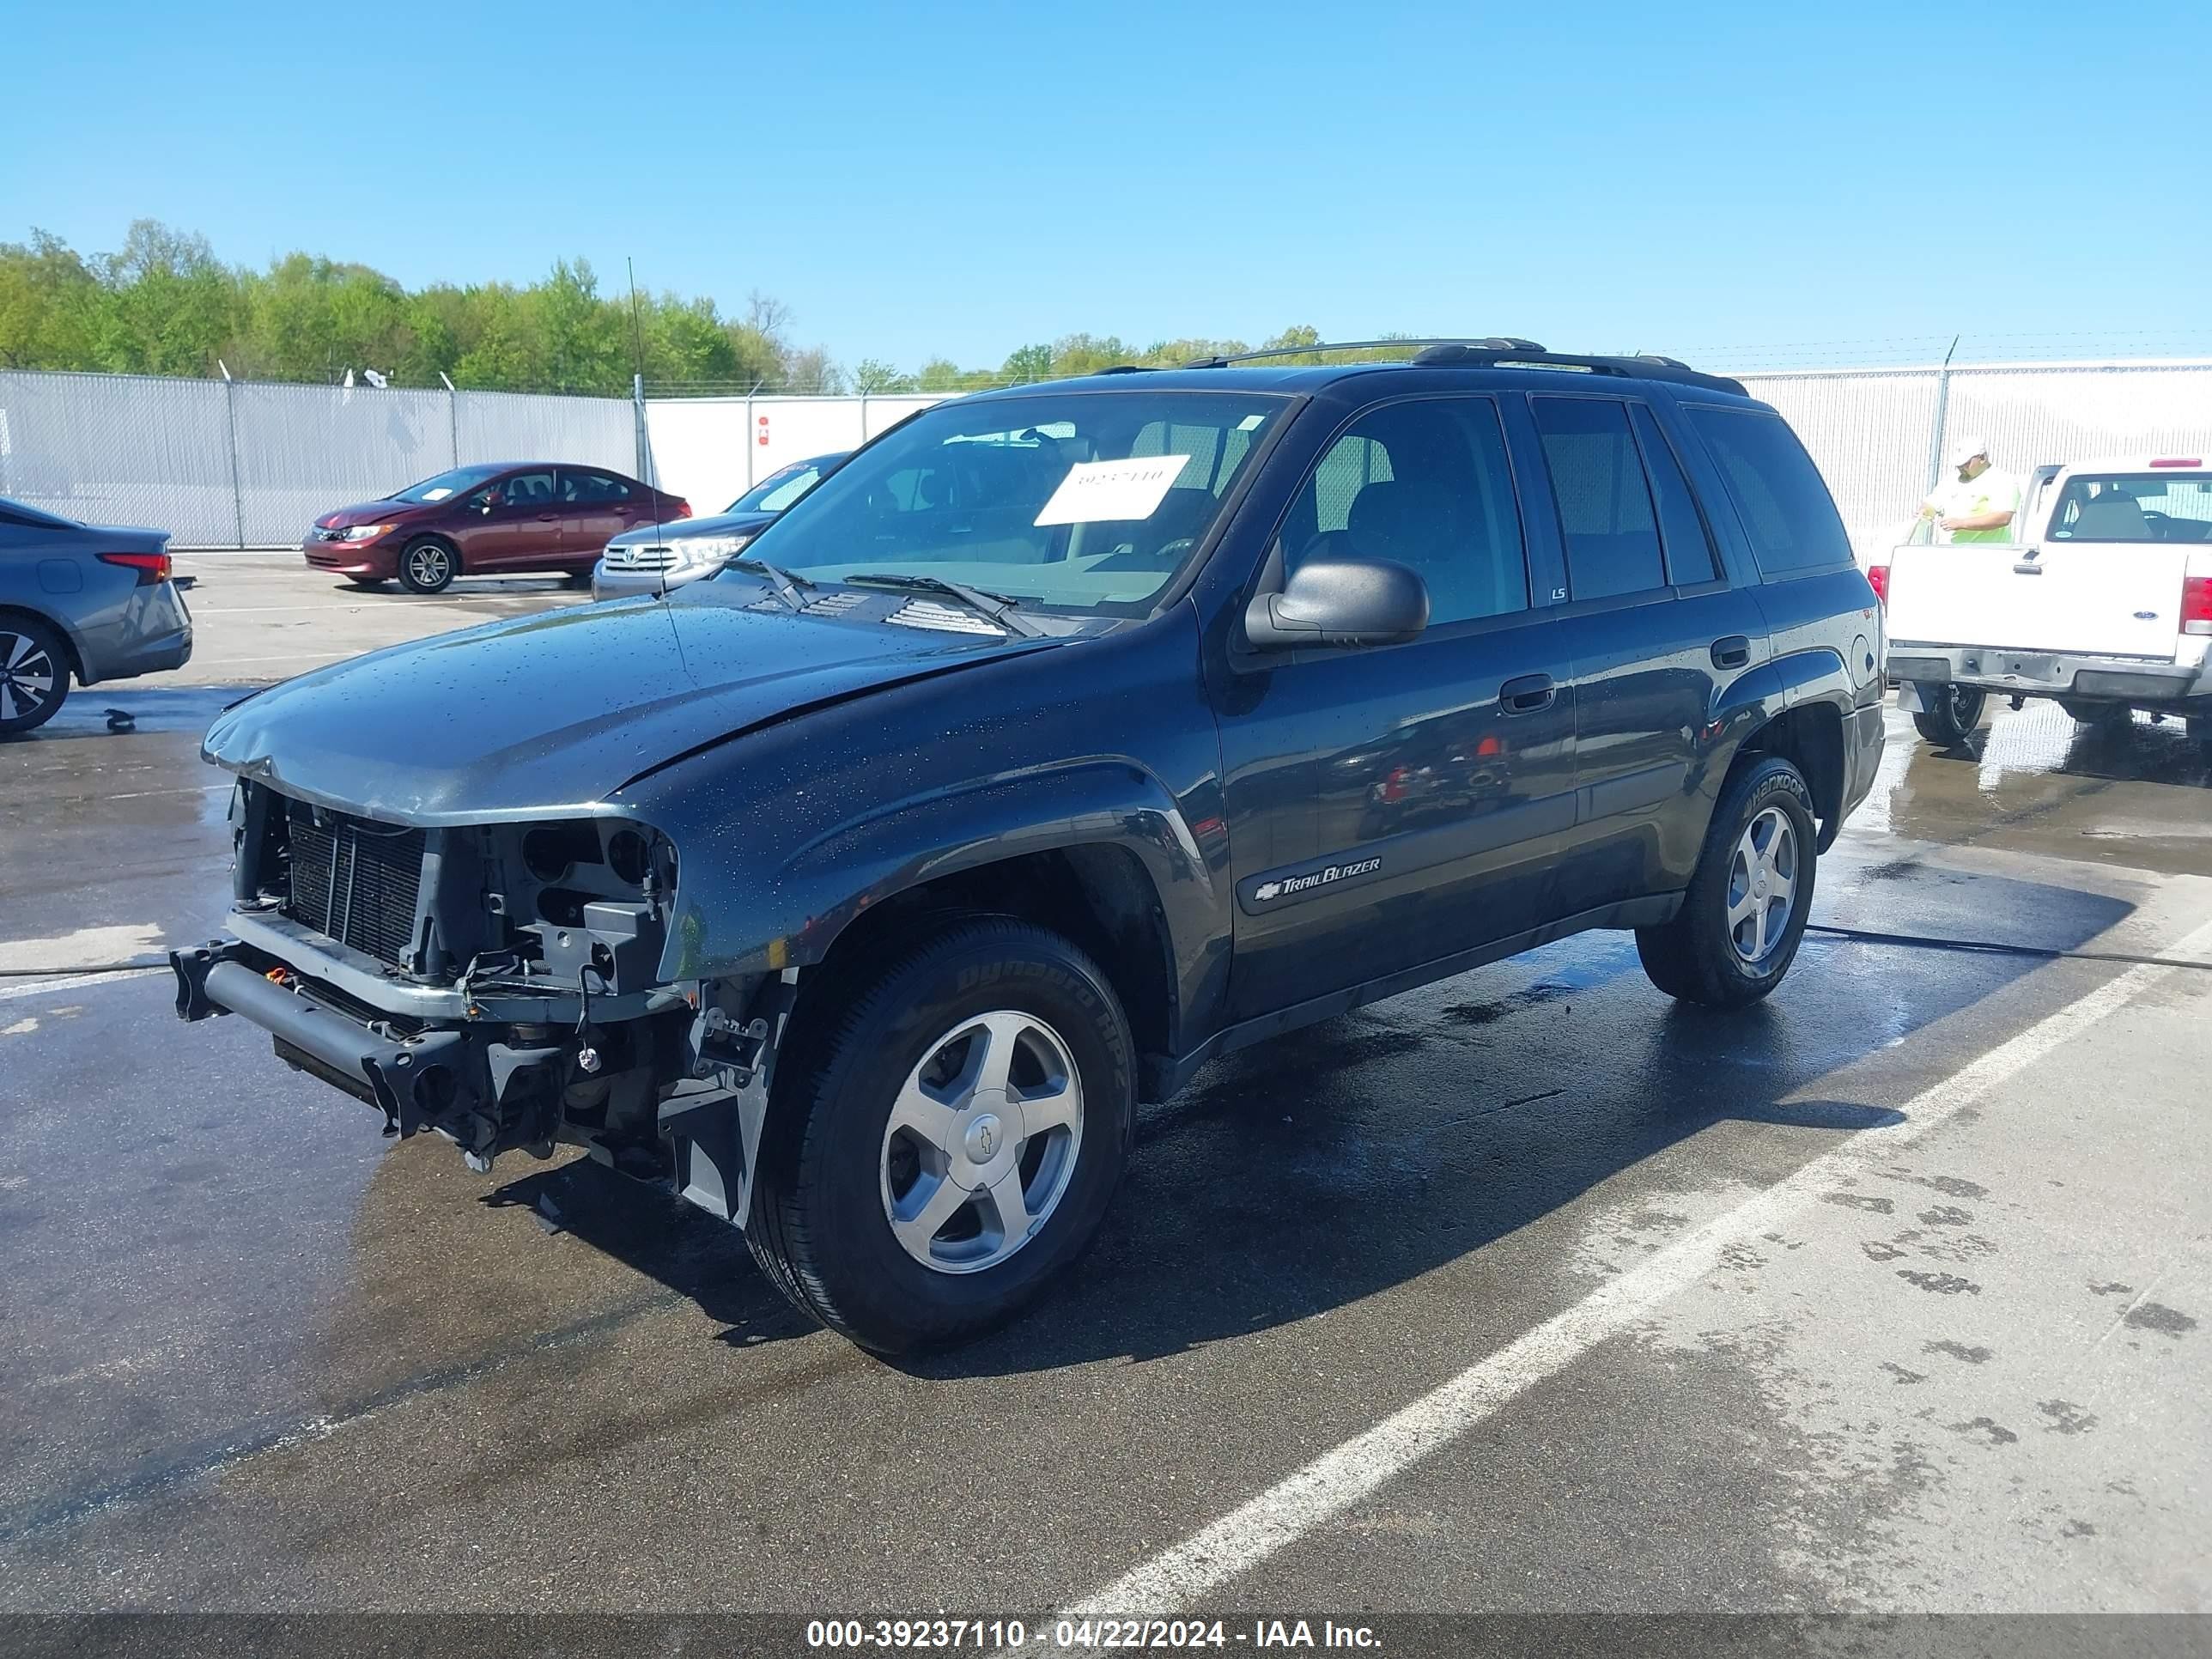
1628 404 1721 585
1531 397 1665 600
1686 406 1851 575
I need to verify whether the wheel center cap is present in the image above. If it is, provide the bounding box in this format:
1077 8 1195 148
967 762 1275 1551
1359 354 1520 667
964 1113 1004 1164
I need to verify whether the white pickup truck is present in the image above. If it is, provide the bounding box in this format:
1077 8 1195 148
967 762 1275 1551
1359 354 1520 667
1876 455 2212 746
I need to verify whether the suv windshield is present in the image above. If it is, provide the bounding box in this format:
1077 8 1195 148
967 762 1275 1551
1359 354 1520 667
727 456 839 514
391 465 504 505
727 391 1286 612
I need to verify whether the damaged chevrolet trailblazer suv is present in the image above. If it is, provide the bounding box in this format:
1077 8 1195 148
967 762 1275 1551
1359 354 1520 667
173 341 1885 1352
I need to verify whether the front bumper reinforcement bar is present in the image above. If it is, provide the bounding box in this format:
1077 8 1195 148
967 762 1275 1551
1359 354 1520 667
172 939 482 1135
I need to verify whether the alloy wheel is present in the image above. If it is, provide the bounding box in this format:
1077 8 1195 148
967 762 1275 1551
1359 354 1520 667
1726 805 1798 963
407 543 452 589
0 629 60 726
878 1010 1085 1275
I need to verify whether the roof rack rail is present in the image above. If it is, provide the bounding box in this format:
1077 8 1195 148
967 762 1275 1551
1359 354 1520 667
1179 337 1546 369
1172 338 1747 396
1406 343 1747 396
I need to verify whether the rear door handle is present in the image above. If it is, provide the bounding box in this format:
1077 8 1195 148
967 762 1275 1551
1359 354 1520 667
1500 672 1555 714
537 512 562 522
1711 635 1752 670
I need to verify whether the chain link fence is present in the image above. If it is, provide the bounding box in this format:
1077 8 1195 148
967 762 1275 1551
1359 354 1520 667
1739 360 2212 560
3 361 2208 552
0 368 637 546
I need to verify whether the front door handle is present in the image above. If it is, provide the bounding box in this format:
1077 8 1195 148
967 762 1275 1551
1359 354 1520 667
1500 672 1555 714
1711 635 1752 670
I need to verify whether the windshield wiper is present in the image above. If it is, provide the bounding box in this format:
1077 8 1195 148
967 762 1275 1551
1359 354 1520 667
728 555 814 613
842 573 1047 637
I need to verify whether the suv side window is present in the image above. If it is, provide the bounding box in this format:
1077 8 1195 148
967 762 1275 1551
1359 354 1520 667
1530 398 1665 601
1683 405 1851 574
1627 404 1721 585
1285 398 1528 628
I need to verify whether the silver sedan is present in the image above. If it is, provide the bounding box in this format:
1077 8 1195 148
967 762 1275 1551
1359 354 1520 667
0 496 191 735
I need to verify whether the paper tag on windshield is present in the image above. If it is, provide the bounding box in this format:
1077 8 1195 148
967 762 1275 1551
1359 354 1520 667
1034 455 1191 526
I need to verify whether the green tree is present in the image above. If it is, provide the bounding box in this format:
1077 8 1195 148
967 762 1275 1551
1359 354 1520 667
1047 333 1136 379
91 220 240 376
851 357 915 393
0 222 1438 396
1000 343 1053 384
1254 324 1325 365
0 231 101 369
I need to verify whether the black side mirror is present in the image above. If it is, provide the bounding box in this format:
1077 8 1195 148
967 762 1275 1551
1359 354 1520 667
1244 557 1429 650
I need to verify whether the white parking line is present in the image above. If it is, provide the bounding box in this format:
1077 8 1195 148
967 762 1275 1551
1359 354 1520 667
1044 915 2212 1620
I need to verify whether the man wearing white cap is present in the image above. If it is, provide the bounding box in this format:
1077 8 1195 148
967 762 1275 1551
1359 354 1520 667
1920 435 2020 544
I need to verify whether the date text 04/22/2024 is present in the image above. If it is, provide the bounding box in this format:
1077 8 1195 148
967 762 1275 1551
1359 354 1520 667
802 1617 1382 1650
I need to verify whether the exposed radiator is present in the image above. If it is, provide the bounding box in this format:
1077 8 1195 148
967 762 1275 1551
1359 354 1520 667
282 799 425 968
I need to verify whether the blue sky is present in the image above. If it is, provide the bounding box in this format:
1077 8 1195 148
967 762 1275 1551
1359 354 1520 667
6 0 2207 371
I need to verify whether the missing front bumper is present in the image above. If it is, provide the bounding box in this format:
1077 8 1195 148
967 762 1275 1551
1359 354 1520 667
170 939 559 1152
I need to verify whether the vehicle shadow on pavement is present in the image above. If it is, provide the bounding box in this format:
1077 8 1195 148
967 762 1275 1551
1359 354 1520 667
888 861 2128 1381
459 861 2132 1377
477 1164 822 1350
1916 707 2210 790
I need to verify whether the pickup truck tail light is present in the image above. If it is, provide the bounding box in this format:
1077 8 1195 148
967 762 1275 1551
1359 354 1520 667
98 550 173 586
1865 563 1889 607
2183 575 2212 637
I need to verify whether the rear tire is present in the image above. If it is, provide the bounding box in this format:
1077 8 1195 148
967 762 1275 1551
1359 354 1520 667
0 614 70 736
2190 714 2211 751
747 917 1135 1353
1910 683 1986 744
1637 755 1818 1009
397 537 457 594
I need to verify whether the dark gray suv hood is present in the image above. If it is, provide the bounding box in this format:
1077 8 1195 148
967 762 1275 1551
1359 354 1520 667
203 585 1059 824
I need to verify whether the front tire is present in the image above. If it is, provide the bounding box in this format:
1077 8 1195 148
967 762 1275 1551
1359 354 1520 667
1637 755 1818 1009
0 615 70 736
1910 683 1985 744
397 537 458 594
748 917 1135 1353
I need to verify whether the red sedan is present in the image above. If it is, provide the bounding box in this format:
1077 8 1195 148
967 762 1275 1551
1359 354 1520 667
304 463 689 592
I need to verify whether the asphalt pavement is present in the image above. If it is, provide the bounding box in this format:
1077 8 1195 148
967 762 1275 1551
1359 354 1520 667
1 561 2206 1640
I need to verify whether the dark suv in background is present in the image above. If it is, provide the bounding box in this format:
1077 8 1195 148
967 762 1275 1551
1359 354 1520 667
305 462 689 592
178 341 1885 1353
